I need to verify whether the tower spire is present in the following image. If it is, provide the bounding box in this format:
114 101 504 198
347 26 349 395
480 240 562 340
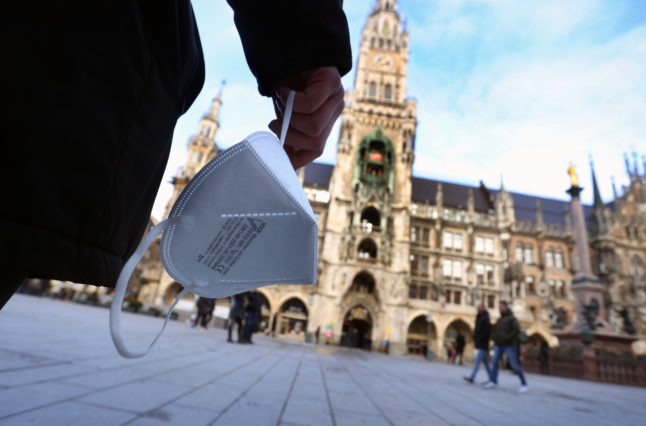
624 152 633 181
590 156 603 207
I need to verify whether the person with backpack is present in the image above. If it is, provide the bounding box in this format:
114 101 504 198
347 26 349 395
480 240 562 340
483 301 528 392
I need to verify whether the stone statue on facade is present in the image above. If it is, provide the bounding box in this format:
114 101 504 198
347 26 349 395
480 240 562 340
549 301 567 330
617 307 637 335
582 298 600 331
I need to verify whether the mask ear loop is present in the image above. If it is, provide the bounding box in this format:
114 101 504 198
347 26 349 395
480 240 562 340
279 90 296 147
110 217 189 358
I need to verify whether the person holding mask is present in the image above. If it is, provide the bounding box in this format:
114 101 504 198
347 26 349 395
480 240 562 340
1 1 352 310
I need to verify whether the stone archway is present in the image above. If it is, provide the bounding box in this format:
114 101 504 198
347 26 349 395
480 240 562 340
256 292 271 333
406 315 437 357
276 298 308 341
163 282 184 305
342 305 373 350
529 332 547 348
443 319 473 361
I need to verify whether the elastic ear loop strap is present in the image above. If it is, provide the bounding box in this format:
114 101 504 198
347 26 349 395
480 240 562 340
110 217 189 358
279 90 295 147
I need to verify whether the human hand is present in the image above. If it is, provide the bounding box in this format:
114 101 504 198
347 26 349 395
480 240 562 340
269 67 345 169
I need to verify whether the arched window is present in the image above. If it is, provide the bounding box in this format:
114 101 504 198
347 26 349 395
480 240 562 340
350 272 376 295
385 84 392 99
554 249 564 268
515 243 523 263
360 207 380 230
545 249 554 267
358 238 377 259
369 82 376 97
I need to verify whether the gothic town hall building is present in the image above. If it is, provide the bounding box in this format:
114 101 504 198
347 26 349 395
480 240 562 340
134 0 646 357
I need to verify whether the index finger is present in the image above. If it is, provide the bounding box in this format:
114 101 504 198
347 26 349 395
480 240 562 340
277 67 342 114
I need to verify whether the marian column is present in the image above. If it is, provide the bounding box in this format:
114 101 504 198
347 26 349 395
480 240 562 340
566 164 607 332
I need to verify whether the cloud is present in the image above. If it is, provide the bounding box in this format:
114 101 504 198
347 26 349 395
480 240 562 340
152 0 646 219
409 3 646 205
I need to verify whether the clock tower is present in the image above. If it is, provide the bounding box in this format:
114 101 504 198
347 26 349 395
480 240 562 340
311 0 418 355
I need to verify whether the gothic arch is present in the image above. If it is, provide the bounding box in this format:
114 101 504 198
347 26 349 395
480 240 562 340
344 271 379 301
163 282 187 305
406 314 438 356
361 206 381 228
440 318 474 360
525 324 557 348
276 293 309 314
358 238 378 259
275 296 309 339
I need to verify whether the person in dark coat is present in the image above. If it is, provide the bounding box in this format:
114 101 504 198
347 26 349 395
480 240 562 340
241 290 262 343
464 304 492 383
538 341 549 375
484 301 528 392
1 0 352 310
455 332 466 365
194 297 215 329
227 292 246 342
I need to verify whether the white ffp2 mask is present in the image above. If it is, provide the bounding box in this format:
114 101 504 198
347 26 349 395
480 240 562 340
110 92 317 358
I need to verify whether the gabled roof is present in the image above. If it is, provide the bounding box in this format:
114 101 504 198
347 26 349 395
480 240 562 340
411 178 494 212
303 162 592 227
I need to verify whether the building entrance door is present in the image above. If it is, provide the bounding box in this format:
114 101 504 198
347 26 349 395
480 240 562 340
342 306 372 350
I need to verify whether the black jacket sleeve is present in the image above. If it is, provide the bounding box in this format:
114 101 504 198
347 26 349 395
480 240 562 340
227 0 352 96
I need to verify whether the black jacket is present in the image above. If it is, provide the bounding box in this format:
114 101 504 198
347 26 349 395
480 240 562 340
492 311 520 347
2 0 351 287
230 293 246 320
473 311 491 350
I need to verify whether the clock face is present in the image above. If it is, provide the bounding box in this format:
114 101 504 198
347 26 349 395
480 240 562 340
374 55 393 69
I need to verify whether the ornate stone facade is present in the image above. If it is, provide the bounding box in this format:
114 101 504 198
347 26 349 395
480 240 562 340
136 0 646 358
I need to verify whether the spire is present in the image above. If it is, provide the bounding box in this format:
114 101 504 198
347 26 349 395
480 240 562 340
624 152 633 180
632 151 639 177
204 80 225 122
499 174 505 191
590 156 603 207
611 176 618 199
376 0 397 12
642 155 646 178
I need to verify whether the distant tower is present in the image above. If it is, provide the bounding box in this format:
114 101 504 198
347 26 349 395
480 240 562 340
162 84 224 219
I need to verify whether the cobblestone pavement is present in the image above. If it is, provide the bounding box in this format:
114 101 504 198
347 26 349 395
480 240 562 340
1 295 645 426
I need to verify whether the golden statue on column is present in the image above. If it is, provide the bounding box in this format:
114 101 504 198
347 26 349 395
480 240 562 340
567 163 579 187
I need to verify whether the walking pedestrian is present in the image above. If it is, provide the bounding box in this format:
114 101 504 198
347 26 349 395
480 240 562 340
449 343 457 363
315 326 320 344
483 301 528 392
227 293 245 343
194 297 215 329
1 0 352 311
455 331 466 365
538 341 549 375
241 290 261 343
464 304 492 384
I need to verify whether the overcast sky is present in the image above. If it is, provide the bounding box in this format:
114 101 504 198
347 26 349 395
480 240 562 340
151 0 646 220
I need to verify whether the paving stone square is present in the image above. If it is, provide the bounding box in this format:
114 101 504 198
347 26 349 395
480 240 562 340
1 295 645 426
